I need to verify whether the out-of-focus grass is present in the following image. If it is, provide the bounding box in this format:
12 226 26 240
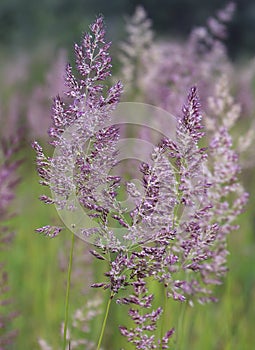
6 146 69 349
4 145 255 349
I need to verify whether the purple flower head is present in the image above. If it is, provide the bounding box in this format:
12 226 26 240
119 279 174 349
48 16 122 144
33 16 123 238
179 86 204 142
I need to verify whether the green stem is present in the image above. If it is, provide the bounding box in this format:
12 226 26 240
96 292 113 350
63 232 75 350
160 284 168 350
176 301 187 349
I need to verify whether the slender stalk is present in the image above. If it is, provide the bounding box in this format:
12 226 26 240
224 273 232 350
176 301 187 349
63 232 75 350
96 292 114 350
159 284 168 350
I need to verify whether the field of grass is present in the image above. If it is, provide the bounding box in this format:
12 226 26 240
1 6 255 349
3 144 254 349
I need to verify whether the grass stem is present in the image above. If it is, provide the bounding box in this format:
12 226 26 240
176 300 187 349
160 285 168 350
96 292 113 350
63 232 75 350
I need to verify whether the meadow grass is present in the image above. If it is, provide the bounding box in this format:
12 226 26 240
4 145 255 349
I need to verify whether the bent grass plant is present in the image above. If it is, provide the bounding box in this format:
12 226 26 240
33 15 248 350
118 4 255 170
119 4 235 113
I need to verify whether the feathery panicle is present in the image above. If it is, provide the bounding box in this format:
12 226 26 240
33 16 123 239
123 4 234 115
119 280 174 349
207 74 255 168
119 6 154 97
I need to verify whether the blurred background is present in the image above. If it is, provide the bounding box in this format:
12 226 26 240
1 0 255 59
0 1 254 349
